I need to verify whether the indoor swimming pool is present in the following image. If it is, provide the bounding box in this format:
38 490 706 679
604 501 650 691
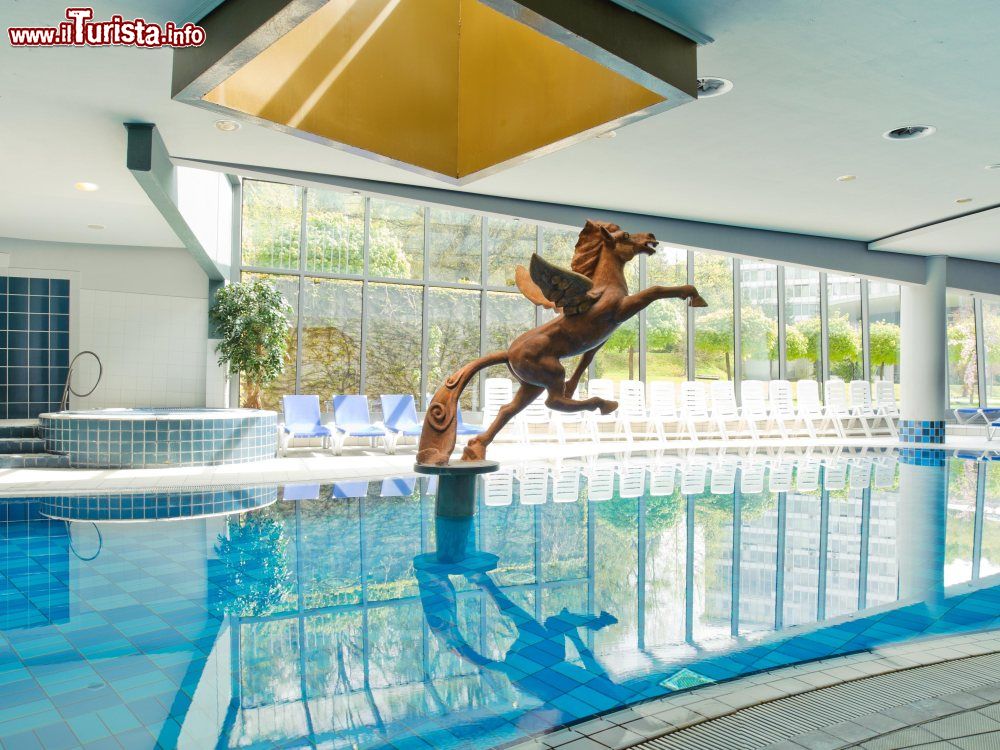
2 448 1000 749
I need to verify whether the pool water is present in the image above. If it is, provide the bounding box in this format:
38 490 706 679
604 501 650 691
2 448 1000 749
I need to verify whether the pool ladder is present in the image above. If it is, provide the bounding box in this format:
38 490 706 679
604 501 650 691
60 351 102 411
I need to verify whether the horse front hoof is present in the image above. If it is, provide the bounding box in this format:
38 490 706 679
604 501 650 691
462 441 487 461
689 294 708 308
599 399 618 415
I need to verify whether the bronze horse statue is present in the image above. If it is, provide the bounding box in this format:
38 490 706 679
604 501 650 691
416 220 707 465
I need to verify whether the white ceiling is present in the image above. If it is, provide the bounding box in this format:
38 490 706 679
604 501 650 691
2 0 999 260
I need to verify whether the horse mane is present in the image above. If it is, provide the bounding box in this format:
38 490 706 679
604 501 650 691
571 219 619 279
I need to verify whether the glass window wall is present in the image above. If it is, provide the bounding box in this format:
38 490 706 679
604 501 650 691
693 254 734 382
740 262 778 381
237 179 995 422
985 299 1000 406
826 274 863 383
645 247 687 383
784 268 822 383
946 292 978 409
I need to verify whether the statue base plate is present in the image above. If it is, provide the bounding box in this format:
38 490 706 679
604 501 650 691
413 460 499 475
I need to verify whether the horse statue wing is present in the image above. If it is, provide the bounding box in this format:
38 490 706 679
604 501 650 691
515 253 600 316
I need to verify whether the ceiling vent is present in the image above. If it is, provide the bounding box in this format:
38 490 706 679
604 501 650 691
882 125 936 140
696 77 733 98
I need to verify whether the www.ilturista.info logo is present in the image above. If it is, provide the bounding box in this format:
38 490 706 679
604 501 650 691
7 7 206 48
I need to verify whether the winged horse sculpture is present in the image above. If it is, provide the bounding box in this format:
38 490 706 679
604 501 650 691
416 219 707 465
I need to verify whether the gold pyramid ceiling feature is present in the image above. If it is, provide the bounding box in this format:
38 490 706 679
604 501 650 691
173 0 698 183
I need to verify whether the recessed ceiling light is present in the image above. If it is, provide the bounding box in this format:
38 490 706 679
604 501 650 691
74 181 99 192
597 130 617 139
986 164 1000 171
696 77 733 98
352 190 361 196
87 223 105 230
882 125 936 141
214 119 241 132
955 197 973 204
836 174 856 182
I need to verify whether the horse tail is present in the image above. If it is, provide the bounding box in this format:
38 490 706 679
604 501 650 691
417 351 508 465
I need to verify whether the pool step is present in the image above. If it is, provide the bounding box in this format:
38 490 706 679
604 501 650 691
0 421 67 468
0 421 41 440
0 453 70 469
0 437 46 454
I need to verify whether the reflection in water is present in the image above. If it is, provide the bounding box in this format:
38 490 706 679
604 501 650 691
4 450 1000 749
416 500 627 727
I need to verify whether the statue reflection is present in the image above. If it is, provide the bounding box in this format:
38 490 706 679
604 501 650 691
414 495 629 720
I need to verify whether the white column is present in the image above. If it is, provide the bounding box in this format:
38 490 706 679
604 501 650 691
205 339 229 408
896 459 946 603
900 255 947 440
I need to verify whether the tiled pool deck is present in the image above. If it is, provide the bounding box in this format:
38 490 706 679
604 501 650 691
0 433 972 496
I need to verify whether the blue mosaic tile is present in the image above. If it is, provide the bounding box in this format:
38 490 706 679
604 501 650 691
39 410 278 468
0 275 70 419
899 419 946 444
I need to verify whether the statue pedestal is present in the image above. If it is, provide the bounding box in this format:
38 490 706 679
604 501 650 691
414 459 499 566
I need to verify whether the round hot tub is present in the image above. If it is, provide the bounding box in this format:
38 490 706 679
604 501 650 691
39 408 278 468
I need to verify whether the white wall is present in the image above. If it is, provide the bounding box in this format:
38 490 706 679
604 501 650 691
0 236 210 409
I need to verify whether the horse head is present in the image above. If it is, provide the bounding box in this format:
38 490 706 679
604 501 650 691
572 219 658 279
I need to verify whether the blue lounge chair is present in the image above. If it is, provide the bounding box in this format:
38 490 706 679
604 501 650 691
954 407 1000 441
380 477 416 497
282 483 320 501
279 395 333 456
456 407 482 436
332 480 370 499
381 395 422 454
330 395 388 455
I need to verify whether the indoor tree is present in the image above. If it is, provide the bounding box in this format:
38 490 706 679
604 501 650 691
211 278 293 409
869 321 900 379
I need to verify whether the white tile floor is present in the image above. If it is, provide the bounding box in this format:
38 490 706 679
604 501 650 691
0 432 995 496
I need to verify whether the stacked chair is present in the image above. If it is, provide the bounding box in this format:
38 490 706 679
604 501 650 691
276 377 904 455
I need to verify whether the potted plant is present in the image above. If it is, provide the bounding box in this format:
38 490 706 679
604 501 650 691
210 278 293 408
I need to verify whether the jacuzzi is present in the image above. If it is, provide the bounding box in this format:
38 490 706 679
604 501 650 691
39 408 278 468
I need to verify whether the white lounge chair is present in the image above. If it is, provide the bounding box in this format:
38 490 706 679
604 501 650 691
483 378 518 443
873 456 898 488
647 381 686 440
825 380 872 438
874 381 900 421
648 461 677 495
619 380 658 440
552 385 597 443
710 380 756 440
769 460 795 492
740 380 773 438
710 457 739 494
618 461 647 498
482 469 515 506
680 459 708 495
849 380 897 437
768 380 814 438
680 381 717 441
520 393 553 443
740 458 767 493
517 464 549 505
849 458 873 490
586 379 622 440
552 463 583 502
586 460 617 501
796 459 822 492
796 379 843 437
823 459 849 490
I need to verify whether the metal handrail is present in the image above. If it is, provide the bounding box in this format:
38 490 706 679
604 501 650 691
60 351 102 411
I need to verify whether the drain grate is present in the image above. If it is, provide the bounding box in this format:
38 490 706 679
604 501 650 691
631 651 1000 750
